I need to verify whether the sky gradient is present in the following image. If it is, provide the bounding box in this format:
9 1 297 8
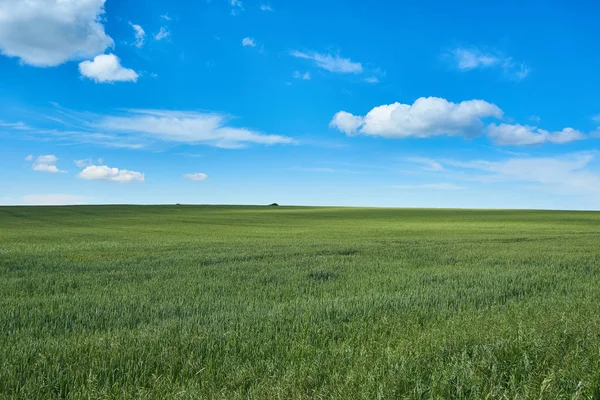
1 0 600 209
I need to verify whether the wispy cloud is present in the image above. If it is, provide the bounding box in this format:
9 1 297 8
425 152 600 196
260 4 273 11
160 14 172 21
293 71 310 80
129 22 145 48
290 50 363 74
242 37 256 47
230 0 244 15
393 183 464 190
183 172 208 181
3 106 294 150
449 47 531 81
155 27 170 41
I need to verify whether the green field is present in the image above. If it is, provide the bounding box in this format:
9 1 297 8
2 206 600 399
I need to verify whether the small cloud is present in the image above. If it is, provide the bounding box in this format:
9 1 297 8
293 71 310 80
183 172 208 181
30 154 66 173
260 4 273 11
79 54 138 83
529 115 541 123
155 27 170 41
290 50 363 74
449 47 530 81
74 158 103 168
129 22 145 48
242 37 256 47
160 14 172 21
365 76 379 83
407 157 445 171
393 183 464 190
78 165 144 183
487 123 587 146
230 0 244 15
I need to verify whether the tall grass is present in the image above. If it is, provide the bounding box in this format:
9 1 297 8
1 206 600 398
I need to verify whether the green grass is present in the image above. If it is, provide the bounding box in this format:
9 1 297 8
2 205 600 399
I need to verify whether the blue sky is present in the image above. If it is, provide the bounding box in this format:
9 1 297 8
1 0 600 209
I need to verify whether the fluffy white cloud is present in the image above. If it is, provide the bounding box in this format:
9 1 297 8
78 165 144 183
79 54 138 83
293 71 310 80
487 123 586 145
155 27 170 41
23 194 86 205
290 50 363 74
31 154 66 173
329 111 365 135
183 173 208 181
93 109 294 148
331 97 503 138
0 0 113 67
450 47 530 80
130 23 145 48
242 37 256 47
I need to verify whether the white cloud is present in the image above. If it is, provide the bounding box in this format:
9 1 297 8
293 71 310 80
74 158 102 168
155 27 170 41
23 194 86 205
129 22 145 48
94 109 294 148
329 111 365 135
290 50 363 74
487 123 587 146
79 54 138 83
365 76 379 83
331 97 503 138
183 172 208 181
452 48 499 70
160 14 172 21
0 0 113 67
260 4 273 11
78 165 144 183
242 37 256 47
30 154 66 173
393 183 464 190
450 47 530 80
